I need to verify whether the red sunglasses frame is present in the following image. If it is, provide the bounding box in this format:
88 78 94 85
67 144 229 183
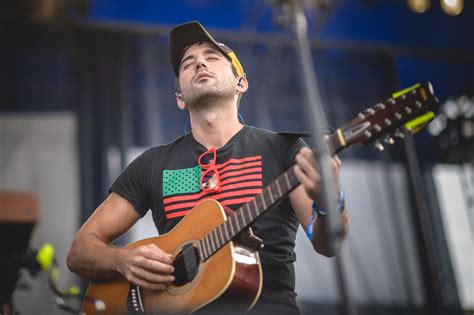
198 147 221 193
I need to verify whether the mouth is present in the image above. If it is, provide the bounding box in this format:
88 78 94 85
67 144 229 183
194 72 213 82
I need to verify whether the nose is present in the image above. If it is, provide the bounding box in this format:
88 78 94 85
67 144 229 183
195 58 208 72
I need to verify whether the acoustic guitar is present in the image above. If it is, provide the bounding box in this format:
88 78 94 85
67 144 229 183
83 82 438 314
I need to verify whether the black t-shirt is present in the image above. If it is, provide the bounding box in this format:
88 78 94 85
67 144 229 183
110 125 306 312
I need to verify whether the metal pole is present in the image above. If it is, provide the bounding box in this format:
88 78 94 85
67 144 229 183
270 1 355 314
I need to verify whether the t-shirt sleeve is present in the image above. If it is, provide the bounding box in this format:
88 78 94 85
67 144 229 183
280 134 308 171
109 148 154 217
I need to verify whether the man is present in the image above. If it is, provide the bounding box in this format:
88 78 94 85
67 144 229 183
67 21 350 314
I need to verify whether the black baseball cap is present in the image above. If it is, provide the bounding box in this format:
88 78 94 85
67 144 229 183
169 21 245 78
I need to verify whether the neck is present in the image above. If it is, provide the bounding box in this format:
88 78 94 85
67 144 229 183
189 102 243 149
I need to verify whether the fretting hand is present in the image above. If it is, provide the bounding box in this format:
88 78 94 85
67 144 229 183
293 147 341 208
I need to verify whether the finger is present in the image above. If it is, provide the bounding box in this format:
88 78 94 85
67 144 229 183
130 266 175 284
139 245 174 264
131 254 174 273
299 147 317 165
299 146 313 156
330 158 340 177
142 258 175 274
294 164 319 195
295 153 319 180
129 276 168 291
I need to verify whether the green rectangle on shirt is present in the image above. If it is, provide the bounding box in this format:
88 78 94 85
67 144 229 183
162 165 202 196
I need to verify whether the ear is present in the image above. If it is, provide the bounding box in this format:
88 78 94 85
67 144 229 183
236 76 249 94
176 93 187 110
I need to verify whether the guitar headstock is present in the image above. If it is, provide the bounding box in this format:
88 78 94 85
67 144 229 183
330 81 439 153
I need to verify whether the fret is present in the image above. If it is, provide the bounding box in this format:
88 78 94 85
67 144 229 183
212 229 221 250
276 179 283 196
223 220 229 240
211 230 218 252
231 216 239 235
289 169 299 187
198 240 206 260
228 219 235 237
235 210 241 229
244 203 252 222
207 235 214 254
239 211 247 227
268 185 275 203
260 194 267 209
217 225 224 245
252 198 258 216
204 236 211 257
284 172 291 190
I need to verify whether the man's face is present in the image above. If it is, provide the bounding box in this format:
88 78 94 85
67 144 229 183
177 42 237 108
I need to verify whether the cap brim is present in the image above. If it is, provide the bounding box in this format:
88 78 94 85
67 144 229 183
169 21 229 77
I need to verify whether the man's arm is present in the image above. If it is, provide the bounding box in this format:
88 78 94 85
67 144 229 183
67 192 175 290
289 147 350 257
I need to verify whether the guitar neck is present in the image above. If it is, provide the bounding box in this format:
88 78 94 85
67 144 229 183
198 134 341 261
198 81 439 260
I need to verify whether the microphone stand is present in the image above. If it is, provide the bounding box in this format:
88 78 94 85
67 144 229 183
269 1 355 314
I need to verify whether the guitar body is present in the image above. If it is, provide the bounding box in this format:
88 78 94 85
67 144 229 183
82 199 263 314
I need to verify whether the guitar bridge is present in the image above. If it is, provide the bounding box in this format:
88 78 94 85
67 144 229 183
127 285 145 314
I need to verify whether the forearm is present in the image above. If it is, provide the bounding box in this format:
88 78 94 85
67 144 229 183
311 208 350 257
67 230 125 281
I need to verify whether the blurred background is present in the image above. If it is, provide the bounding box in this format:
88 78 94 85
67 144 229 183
0 0 472 314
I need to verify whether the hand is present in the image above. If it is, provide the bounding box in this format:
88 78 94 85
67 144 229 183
293 147 341 208
117 244 175 290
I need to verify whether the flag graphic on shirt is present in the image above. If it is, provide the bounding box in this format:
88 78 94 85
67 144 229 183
162 155 263 219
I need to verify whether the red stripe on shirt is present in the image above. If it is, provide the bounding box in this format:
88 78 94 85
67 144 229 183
163 181 262 204
165 196 257 219
167 210 191 218
219 161 262 174
216 156 261 170
220 167 262 180
220 173 262 186
164 188 262 212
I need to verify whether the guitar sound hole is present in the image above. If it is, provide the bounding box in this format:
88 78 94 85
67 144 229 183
172 244 200 286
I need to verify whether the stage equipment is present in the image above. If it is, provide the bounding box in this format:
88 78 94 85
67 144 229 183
0 0 90 25
428 95 473 164
408 0 431 13
440 0 464 15
0 191 99 314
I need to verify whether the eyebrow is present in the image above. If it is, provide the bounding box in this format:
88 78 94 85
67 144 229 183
180 48 222 68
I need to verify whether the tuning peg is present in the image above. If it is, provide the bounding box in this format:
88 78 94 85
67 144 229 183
394 129 405 138
366 108 375 115
384 136 395 145
374 141 384 151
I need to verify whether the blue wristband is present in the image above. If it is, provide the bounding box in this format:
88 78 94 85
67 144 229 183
305 190 345 239
313 189 345 217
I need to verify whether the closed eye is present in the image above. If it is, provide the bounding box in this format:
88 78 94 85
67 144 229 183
182 62 194 70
